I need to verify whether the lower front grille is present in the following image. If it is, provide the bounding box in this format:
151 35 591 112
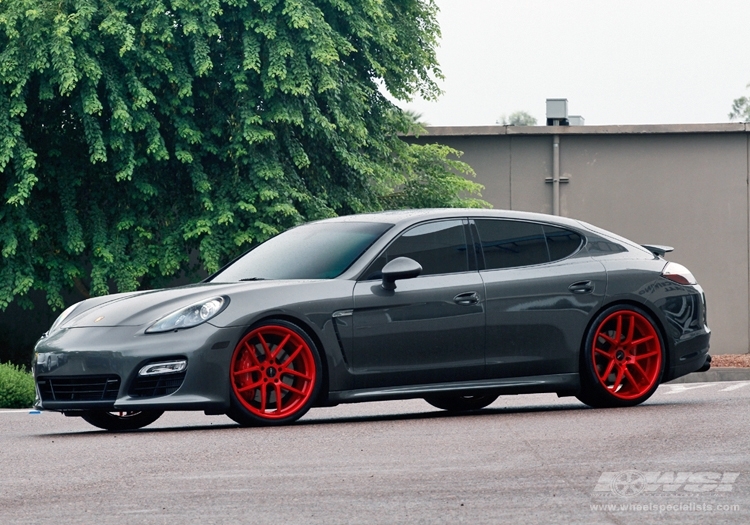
37 375 121 402
129 371 186 398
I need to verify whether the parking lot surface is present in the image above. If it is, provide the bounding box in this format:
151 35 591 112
1 381 748 524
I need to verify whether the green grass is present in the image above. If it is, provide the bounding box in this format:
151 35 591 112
0 362 35 408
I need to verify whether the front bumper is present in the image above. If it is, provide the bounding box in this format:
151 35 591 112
33 323 242 413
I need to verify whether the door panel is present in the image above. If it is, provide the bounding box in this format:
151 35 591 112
351 218 484 389
352 273 485 388
482 256 606 378
472 218 605 379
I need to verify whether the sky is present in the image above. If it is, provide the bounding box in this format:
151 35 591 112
403 0 750 126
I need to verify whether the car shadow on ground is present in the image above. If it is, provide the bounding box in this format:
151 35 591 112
31 396 701 438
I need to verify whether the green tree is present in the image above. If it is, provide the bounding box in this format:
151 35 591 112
0 0 486 311
730 87 750 121
497 111 537 126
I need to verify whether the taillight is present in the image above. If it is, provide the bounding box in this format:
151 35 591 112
662 261 697 285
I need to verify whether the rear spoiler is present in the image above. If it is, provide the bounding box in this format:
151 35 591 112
641 244 674 257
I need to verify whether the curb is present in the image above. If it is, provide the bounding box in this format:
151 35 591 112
666 367 750 384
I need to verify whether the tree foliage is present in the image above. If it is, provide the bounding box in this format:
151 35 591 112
497 111 537 126
0 0 486 311
729 88 750 121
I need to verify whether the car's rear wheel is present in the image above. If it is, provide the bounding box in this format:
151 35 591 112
80 410 164 431
577 305 664 408
228 320 321 426
424 393 498 412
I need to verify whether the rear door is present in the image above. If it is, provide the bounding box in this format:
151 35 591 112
474 219 606 379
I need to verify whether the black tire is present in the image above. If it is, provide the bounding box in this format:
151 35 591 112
227 320 322 427
424 393 498 412
576 304 665 408
80 410 164 431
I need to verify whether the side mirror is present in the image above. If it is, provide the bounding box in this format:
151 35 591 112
381 257 422 291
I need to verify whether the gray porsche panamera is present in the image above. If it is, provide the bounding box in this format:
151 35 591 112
33 209 711 430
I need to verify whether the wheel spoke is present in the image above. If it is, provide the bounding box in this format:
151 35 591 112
598 333 617 345
237 379 262 393
257 333 272 359
634 349 659 360
233 366 261 376
594 346 614 358
631 335 654 347
625 314 636 344
611 366 625 390
279 382 305 396
623 367 642 389
243 342 262 367
614 314 623 342
259 384 268 412
280 367 311 381
274 383 283 413
280 344 304 368
598 358 616 382
631 360 649 381
270 333 291 360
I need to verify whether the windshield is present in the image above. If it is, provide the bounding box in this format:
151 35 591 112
211 221 393 281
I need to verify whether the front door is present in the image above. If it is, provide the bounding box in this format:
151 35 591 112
351 219 485 389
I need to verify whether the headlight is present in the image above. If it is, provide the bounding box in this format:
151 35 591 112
45 302 81 336
146 296 228 333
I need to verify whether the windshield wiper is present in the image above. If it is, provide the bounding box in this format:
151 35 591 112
239 277 266 281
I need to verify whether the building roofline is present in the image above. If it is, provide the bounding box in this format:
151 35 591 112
417 123 749 137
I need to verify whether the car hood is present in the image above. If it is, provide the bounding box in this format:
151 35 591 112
63 281 311 328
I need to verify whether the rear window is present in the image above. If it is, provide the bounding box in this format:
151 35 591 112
475 220 548 269
474 219 582 270
544 225 583 261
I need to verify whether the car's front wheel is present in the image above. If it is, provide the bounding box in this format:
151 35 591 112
577 305 665 408
228 320 322 426
80 410 164 431
424 393 498 412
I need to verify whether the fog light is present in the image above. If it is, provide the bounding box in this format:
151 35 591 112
138 360 187 376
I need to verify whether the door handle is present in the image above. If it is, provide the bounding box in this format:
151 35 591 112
568 280 594 294
453 291 480 305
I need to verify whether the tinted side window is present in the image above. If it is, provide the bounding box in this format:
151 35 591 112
475 219 548 269
364 220 468 279
586 239 626 255
544 225 583 261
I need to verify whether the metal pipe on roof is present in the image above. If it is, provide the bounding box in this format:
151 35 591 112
552 134 560 216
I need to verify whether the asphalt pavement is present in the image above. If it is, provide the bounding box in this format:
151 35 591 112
1 381 748 524
667 366 750 383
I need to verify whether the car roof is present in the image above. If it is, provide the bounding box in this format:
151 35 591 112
316 208 586 230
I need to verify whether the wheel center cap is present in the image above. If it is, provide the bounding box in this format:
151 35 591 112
615 349 626 361
267 367 277 378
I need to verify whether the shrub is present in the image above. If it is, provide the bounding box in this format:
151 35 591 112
0 362 35 408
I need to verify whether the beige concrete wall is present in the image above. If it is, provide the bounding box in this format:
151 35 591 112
412 126 750 354
441 136 511 209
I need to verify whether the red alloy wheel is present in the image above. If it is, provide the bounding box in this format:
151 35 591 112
230 324 317 420
591 310 662 400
